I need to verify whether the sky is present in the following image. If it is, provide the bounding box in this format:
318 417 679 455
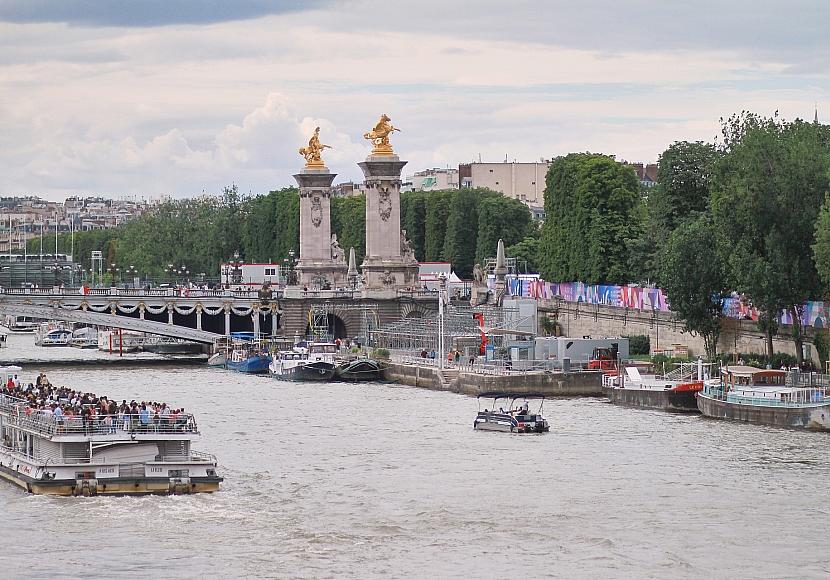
0 0 828 199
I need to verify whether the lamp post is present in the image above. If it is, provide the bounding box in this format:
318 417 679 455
438 272 447 370
230 251 243 286
126 265 137 287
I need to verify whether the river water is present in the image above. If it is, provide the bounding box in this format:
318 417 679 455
0 334 828 579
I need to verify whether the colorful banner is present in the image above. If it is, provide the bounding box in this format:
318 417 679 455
503 276 829 329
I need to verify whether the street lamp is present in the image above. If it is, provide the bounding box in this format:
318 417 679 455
438 272 447 370
230 251 243 285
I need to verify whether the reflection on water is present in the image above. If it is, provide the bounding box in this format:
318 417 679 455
0 335 828 579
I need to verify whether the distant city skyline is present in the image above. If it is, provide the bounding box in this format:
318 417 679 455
0 0 827 200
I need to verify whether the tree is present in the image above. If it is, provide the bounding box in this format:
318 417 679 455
628 141 720 284
443 188 490 278
330 194 365 265
475 195 532 265
424 190 453 261
400 190 427 261
660 217 728 360
712 112 830 364
539 153 640 283
506 236 540 273
812 193 830 289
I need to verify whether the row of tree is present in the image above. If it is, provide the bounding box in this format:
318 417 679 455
37 186 534 282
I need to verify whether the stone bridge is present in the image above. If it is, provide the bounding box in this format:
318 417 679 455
0 287 439 344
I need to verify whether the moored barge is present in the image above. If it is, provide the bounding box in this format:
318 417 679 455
602 364 706 412
697 366 830 431
0 367 222 495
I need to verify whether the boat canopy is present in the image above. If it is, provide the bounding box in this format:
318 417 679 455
477 391 547 400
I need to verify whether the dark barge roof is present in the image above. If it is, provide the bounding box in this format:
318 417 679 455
477 391 547 399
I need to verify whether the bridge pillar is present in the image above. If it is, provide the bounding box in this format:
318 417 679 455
139 304 145 320
294 165 348 289
358 152 419 289
224 306 231 336
167 304 173 325
253 311 260 337
271 312 278 335
196 305 203 331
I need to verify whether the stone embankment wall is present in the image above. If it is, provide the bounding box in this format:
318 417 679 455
383 362 603 397
541 300 814 361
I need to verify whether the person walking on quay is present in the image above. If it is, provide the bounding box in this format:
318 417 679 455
454 350 461 364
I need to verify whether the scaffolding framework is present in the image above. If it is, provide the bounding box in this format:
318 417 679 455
373 302 530 352
307 302 379 343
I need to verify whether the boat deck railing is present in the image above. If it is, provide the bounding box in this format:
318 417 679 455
703 384 830 407
1 395 199 437
395 354 593 375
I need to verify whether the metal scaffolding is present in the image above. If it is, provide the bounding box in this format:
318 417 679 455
307 302 379 343
373 302 524 352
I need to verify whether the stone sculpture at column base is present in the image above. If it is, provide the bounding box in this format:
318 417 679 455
294 166 348 289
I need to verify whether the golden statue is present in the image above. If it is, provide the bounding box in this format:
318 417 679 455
363 114 400 156
299 126 332 168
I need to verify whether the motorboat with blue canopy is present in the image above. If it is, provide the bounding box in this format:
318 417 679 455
473 392 550 433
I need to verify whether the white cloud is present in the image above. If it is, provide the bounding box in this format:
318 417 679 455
0 5 827 198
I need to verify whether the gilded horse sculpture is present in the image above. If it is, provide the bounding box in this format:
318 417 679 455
299 126 332 168
363 114 400 155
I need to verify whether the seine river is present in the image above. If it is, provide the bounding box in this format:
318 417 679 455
0 334 828 579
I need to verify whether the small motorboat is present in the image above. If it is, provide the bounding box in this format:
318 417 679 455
335 358 383 381
473 392 550 433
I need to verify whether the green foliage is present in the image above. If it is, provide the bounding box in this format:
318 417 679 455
712 112 830 363
660 217 728 359
424 190 453 261
443 188 486 278
506 236 540 274
400 191 427 261
371 347 390 360
475 195 532 265
330 195 365 265
812 193 830 289
539 153 640 283
717 351 800 370
813 330 829 369
625 334 650 356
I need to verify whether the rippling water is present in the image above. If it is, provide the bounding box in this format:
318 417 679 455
1 334 828 579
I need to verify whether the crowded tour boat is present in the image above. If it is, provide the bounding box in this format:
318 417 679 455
602 362 711 412
473 392 550 433
0 366 222 495
697 365 830 431
269 341 337 381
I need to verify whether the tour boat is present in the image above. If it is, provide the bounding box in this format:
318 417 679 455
334 358 383 381
225 341 271 374
69 327 99 349
0 366 222 495
473 392 550 433
5 316 39 333
269 342 337 381
602 364 707 412
697 366 830 431
35 328 72 347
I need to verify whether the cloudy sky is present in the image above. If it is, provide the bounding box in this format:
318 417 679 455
0 0 827 199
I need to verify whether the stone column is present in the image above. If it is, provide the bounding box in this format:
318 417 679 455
294 167 348 288
224 305 231 336
359 154 419 288
196 305 203 331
